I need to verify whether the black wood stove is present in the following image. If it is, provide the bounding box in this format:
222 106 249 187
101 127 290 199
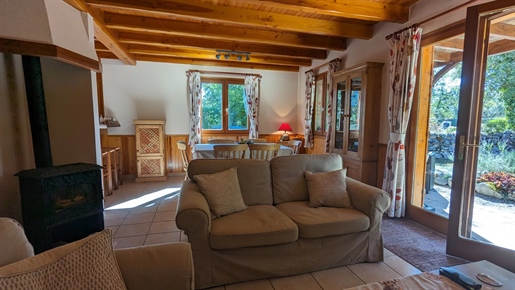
16 163 104 254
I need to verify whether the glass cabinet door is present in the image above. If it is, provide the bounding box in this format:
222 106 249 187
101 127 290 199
333 79 346 150
347 76 362 153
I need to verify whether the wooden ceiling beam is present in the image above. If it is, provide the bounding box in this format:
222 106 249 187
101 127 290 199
86 0 373 39
434 38 464 51
125 44 312 66
117 31 326 59
229 0 410 23
64 0 136 65
104 13 346 51
490 23 515 41
488 39 515 56
133 54 300 72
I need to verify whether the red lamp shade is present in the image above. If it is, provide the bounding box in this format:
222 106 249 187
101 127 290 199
278 123 293 132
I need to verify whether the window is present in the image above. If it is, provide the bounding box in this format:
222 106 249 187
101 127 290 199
313 73 327 135
201 78 248 133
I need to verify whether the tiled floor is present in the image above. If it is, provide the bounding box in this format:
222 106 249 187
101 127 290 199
104 176 422 289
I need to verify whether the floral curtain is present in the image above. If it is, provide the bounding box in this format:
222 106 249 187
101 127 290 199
324 58 341 153
304 71 316 148
187 70 202 150
244 75 261 139
382 26 422 217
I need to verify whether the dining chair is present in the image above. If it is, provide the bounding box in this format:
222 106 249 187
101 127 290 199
213 144 248 159
248 138 267 143
177 140 190 180
207 138 236 144
248 144 281 160
288 140 302 154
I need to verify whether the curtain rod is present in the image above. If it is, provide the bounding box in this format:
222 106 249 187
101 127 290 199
385 0 480 40
305 58 341 74
188 69 261 78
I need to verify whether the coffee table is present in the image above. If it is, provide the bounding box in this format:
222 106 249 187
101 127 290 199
346 260 514 290
437 260 515 289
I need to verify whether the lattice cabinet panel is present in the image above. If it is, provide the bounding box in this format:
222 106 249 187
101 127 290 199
137 157 165 178
134 120 166 182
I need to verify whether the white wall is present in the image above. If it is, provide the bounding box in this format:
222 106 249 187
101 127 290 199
298 0 495 144
101 60 299 135
42 57 98 166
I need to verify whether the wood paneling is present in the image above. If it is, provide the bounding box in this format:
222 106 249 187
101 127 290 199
305 136 327 154
101 133 291 176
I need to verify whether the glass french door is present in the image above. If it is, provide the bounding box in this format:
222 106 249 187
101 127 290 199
447 0 515 272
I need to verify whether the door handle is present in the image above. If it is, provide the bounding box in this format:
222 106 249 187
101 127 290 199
458 135 480 161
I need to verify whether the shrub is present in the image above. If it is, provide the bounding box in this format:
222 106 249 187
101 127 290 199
477 172 515 198
483 117 508 134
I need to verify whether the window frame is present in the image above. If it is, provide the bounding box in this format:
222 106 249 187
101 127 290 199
313 72 328 136
200 77 248 134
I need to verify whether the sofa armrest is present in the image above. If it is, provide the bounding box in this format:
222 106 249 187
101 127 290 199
176 180 211 237
346 178 390 221
114 242 194 290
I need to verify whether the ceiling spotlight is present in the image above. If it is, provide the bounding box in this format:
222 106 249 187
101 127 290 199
237 55 242 61
215 53 220 60
246 54 250 61
224 54 230 60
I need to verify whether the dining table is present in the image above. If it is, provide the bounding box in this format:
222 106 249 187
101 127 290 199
192 143 294 159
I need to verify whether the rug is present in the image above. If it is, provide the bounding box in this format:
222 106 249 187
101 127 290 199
382 216 469 272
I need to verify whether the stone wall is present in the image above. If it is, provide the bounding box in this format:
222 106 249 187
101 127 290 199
427 130 515 160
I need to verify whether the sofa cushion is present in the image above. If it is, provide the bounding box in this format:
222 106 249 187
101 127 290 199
188 159 273 206
0 229 126 290
276 201 370 239
210 205 298 249
271 154 343 204
193 167 248 218
305 169 352 208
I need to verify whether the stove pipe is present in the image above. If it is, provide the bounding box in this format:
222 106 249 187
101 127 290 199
22 55 53 168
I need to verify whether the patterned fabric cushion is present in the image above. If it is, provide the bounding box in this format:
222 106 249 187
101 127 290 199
193 167 248 218
0 229 126 290
304 169 352 208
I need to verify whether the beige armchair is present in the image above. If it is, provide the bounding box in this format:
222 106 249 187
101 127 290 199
0 218 194 290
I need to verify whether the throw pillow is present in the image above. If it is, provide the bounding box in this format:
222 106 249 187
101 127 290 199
193 167 247 218
304 169 352 208
0 229 126 290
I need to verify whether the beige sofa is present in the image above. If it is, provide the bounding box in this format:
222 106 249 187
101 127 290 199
177 153 390 289
0 217 194 290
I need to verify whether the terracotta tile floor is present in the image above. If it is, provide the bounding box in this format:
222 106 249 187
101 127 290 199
104 176 422 289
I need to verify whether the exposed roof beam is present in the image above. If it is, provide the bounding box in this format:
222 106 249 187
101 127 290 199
104 13 346 51
86 0 373 39
64 0 136 65
230 0 410 23
97 52 299 72
434 38 464 51
490 23 515 41
124 44 312 66
116 31 326 59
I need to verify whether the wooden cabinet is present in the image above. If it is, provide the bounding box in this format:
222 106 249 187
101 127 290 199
134 120 166 182
330 62 383 186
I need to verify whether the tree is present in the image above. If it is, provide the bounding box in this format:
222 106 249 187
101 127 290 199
485 51 515 129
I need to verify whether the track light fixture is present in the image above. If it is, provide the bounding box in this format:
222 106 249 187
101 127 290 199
215 50 251 61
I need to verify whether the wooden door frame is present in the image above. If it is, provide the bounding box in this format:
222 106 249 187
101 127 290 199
405 21 465 235
446 0 515 272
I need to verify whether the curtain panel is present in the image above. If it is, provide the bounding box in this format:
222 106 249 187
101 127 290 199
304 71 316 148
324 59 342 153
244 75 261 139
187 71 202 150
382 27 422 217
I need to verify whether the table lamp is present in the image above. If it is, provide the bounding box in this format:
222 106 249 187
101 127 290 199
278 123 293 141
